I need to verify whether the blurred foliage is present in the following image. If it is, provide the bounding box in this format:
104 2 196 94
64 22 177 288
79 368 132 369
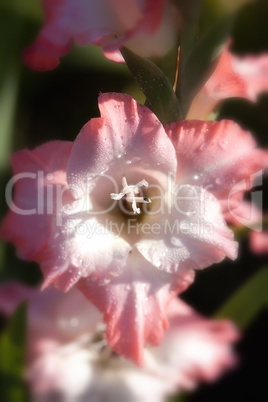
215 267 268 329
0 301 28 401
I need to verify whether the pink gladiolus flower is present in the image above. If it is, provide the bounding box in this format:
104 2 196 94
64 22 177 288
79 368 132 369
0 282 239 401
187 45 268 120
1 93 241 364
2 93 266 364
1 93 265 363
23 0 179 71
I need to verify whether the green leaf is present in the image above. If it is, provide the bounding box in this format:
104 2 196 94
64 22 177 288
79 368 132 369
174 0 203 58
121 47 182 124
0 301 28 401
204 0 252 17
175 0 251 117
0 65 20 170
214 267 268 329
176 15 233 117
0 0 43 22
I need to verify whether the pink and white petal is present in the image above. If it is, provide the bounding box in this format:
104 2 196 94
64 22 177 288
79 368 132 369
78 250 181 366
187 46 268 120
1 141 73 260
249 230 268 255
67 93 177 197
165 120 268 203
187 47 246 119
123 1 179 59
39 208 131 292
109 0 145 32
230 52 268 101
27 340 93 398
224 200 262 228
102 0 172 61
23 0 165 71
136 185 237 273
23 0 127 71
0 283 102 343
150 298 239 390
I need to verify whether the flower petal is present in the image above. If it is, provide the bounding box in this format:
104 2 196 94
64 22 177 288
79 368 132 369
67 92 177 196
136 185 238 272
78 250 193 366
250 230 268 255
165 119 268 209
23 0 167 70
40 211 131 291
187 45 268 119
0 282 102 343
150 298 239 390
1 141 73 261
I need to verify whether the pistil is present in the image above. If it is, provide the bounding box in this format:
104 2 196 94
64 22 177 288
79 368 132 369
110 177 151 214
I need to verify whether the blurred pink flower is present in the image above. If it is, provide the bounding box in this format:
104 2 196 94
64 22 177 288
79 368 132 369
250 230 268 255
225 200 268 256
1 93 242 364
165 119 268 220
187 45 268 119
0 282 239 401
24 0 179 71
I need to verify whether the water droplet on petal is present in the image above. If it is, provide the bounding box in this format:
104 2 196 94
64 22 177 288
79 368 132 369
142 162 150 169
199 143 206 151
126 156 141 165
46 173 54 181
219 140 229 150
171 237 183 247
131 156 141 164
215 177 224 185
70 317 79 327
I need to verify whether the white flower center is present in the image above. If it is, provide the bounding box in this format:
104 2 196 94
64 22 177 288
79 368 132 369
110 176 151 214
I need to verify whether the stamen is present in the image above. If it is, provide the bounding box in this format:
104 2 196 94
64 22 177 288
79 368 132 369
110 177 151 214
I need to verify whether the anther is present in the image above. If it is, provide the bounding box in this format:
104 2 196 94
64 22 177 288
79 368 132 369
110 177 151 214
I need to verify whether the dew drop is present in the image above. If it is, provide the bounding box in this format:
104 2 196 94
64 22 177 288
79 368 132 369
215 177 224 185
171 237 183 247
126 156 141 165
131 156 141 164
70 317 79 327
142 162 150 169
219 140 229 150
46 173 54 181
